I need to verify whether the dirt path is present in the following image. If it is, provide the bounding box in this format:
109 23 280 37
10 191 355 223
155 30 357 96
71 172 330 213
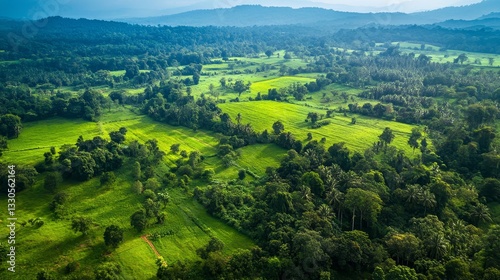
141 235 161 257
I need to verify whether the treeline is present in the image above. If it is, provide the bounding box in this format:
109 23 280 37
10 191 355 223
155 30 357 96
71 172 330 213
188 135 500 279
335 25 500 54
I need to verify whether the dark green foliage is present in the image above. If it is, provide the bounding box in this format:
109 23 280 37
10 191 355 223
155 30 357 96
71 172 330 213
272 120 285 135
483 225 500 269
480 178 500 202
36 270 55 280
65 261 80 274
386 265 418 280
71 216 92 235
109 131 125 144
100 171 116 187
170 143 180 154
379 127 395 146
0 114 22 138
197 237 225 259
130 209 148 232
95 262 122 280
444 258 473 280
238 169 246 180
103 225 124 248
44 173 58 193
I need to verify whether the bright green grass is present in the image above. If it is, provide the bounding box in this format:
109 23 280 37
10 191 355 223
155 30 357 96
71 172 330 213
395 42 441 51
1 118 101 165
251 76 315 94
151 188 254 264
219 101 422 155
101 115 220 167
0 109 222 167
0 165 157 279
0 161 253 279
109 70 151 77
0 110 255 279
212 144 286 180
390 42 500 67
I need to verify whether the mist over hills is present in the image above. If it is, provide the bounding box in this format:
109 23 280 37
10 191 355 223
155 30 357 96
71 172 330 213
122 0 499 29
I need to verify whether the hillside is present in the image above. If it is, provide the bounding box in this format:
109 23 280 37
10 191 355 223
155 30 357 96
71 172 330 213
123 1 499 27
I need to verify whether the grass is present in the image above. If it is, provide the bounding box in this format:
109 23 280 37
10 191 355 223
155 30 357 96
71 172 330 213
390 41 500 67
250 76 315 94
1 118 101 165
151 188 254 264
0 109 255 279
219 101 422 155
211 144 286 180
109 70 151 77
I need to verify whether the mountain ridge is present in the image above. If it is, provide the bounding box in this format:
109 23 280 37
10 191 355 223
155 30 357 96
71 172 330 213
121 1 498 28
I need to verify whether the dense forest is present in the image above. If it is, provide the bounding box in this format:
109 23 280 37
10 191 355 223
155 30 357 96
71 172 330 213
1 16 500 280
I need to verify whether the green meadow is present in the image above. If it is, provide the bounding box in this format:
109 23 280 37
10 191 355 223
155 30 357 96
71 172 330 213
219 101 422 155
391 41 500 67
0 110 257 279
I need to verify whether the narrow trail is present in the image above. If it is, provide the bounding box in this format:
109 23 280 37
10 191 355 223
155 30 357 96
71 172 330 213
141 235 161 257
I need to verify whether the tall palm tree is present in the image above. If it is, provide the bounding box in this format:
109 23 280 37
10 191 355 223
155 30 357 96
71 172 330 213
419 189 436 214
427 233 449 260
318 204 334 222
471 203 492 225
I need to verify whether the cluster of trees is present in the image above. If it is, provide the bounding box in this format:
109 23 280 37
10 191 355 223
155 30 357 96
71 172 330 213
1 14 500 280
192 130 500 279
0 87 111 141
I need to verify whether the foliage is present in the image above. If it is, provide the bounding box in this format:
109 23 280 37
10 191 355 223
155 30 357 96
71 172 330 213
104 225 124 248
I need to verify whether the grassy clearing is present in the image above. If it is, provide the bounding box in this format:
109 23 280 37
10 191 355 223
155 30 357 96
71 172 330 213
211 144 286 180
101 114 220 167
109 70 151 77
390 42 500 67
0 164 157 279
1 118 101 165
219 101 422 155
251 76 315 94
0 110 255 279
152 188 254 264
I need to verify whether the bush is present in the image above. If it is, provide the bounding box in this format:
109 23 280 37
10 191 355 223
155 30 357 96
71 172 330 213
311 120 331 129
65 261 80 274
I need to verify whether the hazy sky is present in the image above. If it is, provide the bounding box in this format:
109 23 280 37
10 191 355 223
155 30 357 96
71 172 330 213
0 0 483 19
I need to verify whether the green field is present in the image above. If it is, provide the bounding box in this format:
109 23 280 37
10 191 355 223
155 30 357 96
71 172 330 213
220 101 422 155
390 42 500 67
250 76 315 94
212 144 286 180
0 110 257 279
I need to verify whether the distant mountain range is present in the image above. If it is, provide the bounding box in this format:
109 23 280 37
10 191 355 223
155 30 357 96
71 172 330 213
122 0 499 29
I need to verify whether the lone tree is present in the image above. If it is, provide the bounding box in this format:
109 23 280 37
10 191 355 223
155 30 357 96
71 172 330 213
454 53 468 64
71 216 92 235
408 128 422 153
379 127 395 146
130 209 148 232
104 225 124 248
265 50 274 58
272 120 285 135
170 143 180 154
233 80 251 96
307 112 320 124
